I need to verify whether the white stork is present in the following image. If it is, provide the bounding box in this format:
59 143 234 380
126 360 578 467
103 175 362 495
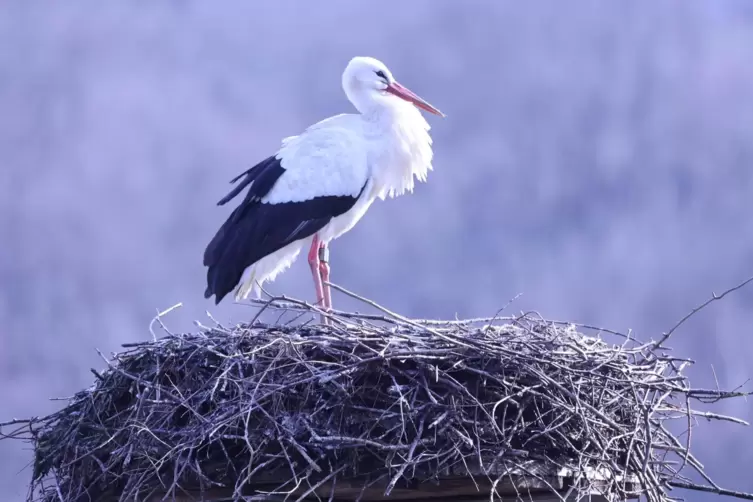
203 56 444 314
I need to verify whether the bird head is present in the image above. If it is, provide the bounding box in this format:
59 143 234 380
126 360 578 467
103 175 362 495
342 56 444 117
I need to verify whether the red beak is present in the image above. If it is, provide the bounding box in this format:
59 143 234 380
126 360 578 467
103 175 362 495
385 81 445 117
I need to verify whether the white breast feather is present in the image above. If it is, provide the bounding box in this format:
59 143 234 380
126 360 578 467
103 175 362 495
366 100 434 201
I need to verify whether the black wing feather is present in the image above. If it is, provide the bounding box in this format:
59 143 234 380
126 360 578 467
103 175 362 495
217 155 282 207
203 155 366 304
203 155 284 266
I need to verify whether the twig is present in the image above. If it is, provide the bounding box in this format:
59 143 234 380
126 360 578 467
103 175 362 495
658 275 753 347
669 481 753 501
148 302 183 341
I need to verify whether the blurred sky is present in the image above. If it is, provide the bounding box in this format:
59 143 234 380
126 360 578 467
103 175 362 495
1 1 752 501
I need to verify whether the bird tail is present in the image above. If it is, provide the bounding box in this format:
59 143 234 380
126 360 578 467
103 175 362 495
232 242 305 302
234 268 261 301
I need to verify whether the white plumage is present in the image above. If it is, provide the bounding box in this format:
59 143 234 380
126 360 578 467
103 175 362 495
203 56 444 315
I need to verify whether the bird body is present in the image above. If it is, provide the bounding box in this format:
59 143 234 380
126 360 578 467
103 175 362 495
203 56 443 309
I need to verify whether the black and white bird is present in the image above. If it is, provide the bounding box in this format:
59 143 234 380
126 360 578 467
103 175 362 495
203 56 444 312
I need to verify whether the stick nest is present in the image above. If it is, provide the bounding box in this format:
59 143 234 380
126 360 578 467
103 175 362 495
4 295 751 502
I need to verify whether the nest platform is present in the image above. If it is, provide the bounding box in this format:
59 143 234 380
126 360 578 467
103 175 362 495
2 293 751 502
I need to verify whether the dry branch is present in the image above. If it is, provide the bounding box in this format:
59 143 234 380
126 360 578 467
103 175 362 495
2 290 751 502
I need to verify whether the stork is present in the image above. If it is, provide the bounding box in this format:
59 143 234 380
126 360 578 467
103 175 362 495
203 56 444 318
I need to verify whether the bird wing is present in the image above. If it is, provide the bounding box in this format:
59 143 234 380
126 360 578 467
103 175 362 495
264 114 370 203
203 120 370 303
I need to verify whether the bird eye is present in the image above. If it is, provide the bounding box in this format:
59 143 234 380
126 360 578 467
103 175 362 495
375 70 387 81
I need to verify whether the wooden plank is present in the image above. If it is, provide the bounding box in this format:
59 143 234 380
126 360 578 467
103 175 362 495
135 474 628 502
115 461 637 501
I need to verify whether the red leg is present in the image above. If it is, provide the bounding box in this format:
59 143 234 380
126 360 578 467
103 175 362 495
319 241 332 312
307 234 325 311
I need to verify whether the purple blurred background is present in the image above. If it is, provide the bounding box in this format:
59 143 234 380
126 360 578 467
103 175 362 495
1 2 752 500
